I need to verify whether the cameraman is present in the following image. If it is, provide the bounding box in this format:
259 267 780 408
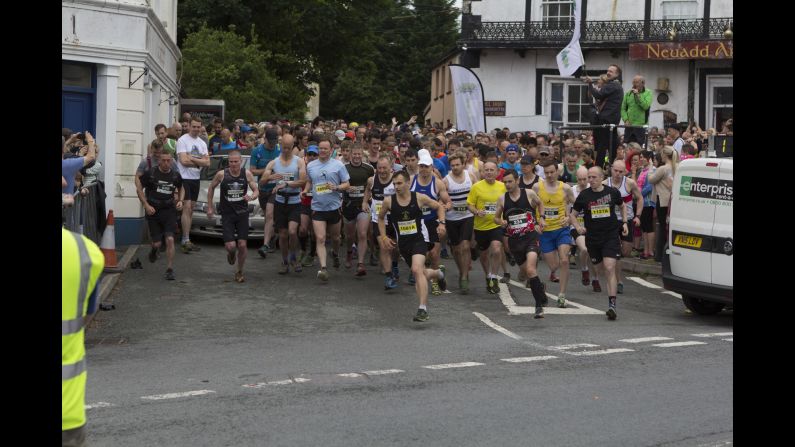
582 65 624 168
62 132 96 194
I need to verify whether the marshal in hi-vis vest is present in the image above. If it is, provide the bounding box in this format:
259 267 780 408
62 228 104 431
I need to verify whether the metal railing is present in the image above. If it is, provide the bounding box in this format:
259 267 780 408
62 183 103 246
461 17 732 48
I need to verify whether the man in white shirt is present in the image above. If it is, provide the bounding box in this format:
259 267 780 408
176 115 211 252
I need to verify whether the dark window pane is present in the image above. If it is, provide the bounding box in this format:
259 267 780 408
714 87 733 105
552 103 563 121
63 63 92 88
568 85 580 102
561 4 571 17
552 84 563 101
579 86 589 103
568 105 580 121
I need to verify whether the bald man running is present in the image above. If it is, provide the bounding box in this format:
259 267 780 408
604 159 643 294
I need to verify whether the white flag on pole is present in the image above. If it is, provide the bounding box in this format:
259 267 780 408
449 65 486 134
556 0 585 76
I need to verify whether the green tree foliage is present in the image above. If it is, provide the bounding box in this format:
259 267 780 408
177 0 459 123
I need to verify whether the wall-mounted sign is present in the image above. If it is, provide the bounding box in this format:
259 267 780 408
484 101 506 116
629 41 733 61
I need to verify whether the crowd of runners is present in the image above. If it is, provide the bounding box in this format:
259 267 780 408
116 111 715 323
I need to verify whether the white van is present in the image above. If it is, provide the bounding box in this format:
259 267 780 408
662 158 733 315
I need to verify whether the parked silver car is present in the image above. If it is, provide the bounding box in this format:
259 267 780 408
190 154 265 240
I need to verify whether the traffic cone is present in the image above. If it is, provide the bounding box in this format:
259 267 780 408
101 210 119 271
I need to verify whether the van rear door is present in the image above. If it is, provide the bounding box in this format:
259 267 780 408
668 159 717 283
711 160 733 287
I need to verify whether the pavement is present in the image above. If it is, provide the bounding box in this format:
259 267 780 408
83 237 729 446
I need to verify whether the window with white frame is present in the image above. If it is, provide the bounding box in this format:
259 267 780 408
542 0 574 27
548 80 591 134
661 0 698 20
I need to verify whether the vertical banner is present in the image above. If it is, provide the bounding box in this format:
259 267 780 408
449 64 486 134
555 0 585 77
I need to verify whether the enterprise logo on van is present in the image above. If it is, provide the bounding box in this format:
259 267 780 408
680 176 733 201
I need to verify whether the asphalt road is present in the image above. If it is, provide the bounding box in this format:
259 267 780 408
85 237 733 446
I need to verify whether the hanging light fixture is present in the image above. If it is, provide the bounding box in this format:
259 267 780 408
723 25 733 39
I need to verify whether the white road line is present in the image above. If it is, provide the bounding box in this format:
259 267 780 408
473 312 523 340
652 341 708 348
363 369 404 376
692 332 733 338
662 291 682 299
501 356 558 363
423 362 485 370
85 402 115 410
141 390 216 400
242 378 311 388
549 343 600 351
337 373 362 378
503 278 603 315
627 276 662 289
722 338 733 342
495 282 519 309
565 348 635 356
619 336 674 343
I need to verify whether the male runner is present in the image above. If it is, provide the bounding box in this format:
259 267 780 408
363 156 400 289
605 159 643 294
570 166 601 291
443 152 477 293
467 162 507 294
342 144 374 275
264 142 307 274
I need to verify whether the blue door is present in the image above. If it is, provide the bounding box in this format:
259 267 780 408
62 92 95 135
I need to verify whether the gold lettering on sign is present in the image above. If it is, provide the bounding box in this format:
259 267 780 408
647 44 660 59
700 45 710 57
661 49 669 58
689 47 699 58
715 42 732 58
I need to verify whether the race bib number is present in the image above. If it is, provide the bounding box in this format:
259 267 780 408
349 185 365 198
374 201 383 215
280 172 295 182
577 215 584 225
227 187 245 202
453 201 468 212
316 183 332 195
484 202 497 215
421 206 431 216
544 208 560 220
398 220 418 235
508 213 529 230
591 204 611 219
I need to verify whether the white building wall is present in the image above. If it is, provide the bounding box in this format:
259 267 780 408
471 0 526 22
710 0 733 17
472 49 536 131
585 0 645 21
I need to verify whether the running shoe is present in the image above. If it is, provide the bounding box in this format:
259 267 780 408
440 248 450 259
592 279 602 293
317 268 329 281
384 275 398 290
430 280 442 296
181 242 191 254
549 272 559 283
606 307 617 320
345 251 353 269
557 293 566 308
266 242 276 253
534 307 545 319
302 254 315 267
332 252 341 269
391 265 400 282
355 263 367 277
278 262 289 275
460 277 469 295
617 282 624 294
581 270 590 286
148 246 158 263
437 265 447 291
227 249 237 265
413 309 429 322
258 245 269 258
235 271 245 283
500 272 511 284
184 241 200 252
165 268 175 280
489 278 500 294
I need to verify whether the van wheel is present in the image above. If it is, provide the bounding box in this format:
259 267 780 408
682 295 725 315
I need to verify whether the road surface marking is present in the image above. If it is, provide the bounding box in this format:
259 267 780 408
691 332 733 338
662 291 682 299
549 343 600 351
501 278 603 315
85 402 115 410
565 348 635 356
619 337 674 343
141 390 216 400
501 356 558 363
652 341 708 348
423 362 485 370
242 378 311 388
337 373 362 378
363 369 404 376
721 338 733 342
473 312 522 340
627 276 662 289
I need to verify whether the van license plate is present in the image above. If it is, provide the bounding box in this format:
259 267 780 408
674 234 703 249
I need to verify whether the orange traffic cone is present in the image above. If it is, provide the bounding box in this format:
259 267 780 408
101 210 119 271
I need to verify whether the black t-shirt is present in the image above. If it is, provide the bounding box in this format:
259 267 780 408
220 168 249 215
572 185 623 241
141 167 182 208
344 162 375 207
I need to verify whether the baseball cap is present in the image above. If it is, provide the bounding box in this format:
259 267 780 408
506 144 520 153
306 145 319 155
265 128 279 142
418 149 434 166
345 131 355 140
539 147 551 155
350 121 359 128
520 155 534 164
334 129 346 141
240 125 252 133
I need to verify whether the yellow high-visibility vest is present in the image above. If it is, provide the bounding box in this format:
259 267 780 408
62 228 104 431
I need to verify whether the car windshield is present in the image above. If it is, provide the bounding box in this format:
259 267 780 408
201 155 250 181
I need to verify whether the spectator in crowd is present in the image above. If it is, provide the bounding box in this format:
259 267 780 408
648 146 678 263
621 75 652 147
63 132 96 194
583 65 624 167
